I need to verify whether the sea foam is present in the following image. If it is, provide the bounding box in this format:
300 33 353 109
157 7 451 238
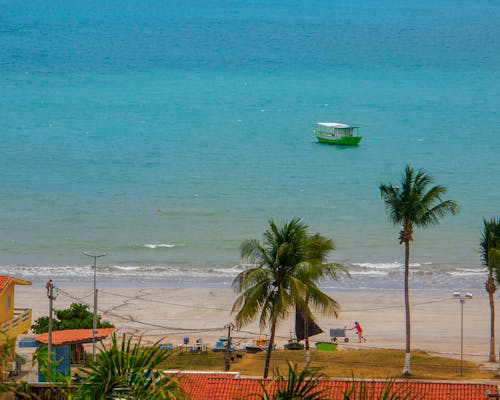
144 244 176 249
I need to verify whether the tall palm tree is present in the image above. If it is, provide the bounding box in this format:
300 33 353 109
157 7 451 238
480 218 500 362
379 166 458 375
232 218 343 379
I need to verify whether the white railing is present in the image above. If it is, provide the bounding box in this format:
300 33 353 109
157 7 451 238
1 308 32 335
14 308 30 322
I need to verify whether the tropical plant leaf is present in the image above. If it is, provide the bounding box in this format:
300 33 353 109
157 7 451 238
77 333 185 399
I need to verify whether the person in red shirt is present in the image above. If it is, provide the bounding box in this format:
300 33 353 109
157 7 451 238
349 321 366 343
46 279 53 296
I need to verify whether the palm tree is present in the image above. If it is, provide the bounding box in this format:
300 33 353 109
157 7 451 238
480 218 500 362
232 218 343 379
379 166 458 375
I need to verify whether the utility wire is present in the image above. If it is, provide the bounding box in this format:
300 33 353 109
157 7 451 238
99 289 231 311
56 288 485 359
95 289 455 314
57 288 226 333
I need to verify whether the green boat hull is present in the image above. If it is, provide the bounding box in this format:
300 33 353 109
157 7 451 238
315 342 338 351
316 135 362 146
284 342 304 350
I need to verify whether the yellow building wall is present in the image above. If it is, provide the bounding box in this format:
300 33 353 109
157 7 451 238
0 285 15 324
0 280 32 344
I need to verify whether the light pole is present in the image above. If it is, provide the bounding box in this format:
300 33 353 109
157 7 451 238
47 281 57 382
84 252 106 362
453 291 472 376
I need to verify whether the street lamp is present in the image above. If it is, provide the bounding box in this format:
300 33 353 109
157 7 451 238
47 281 57 382
84 252 106 362
453 291 473 376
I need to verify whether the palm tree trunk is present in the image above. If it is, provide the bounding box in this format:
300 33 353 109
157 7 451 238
263 319 277 379
486 273 497 362
403 239 411 375
304 314 310 365
303 295 310 365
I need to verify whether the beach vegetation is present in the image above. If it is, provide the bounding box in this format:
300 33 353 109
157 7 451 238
33 344 64 383
341 377 424 400
258 362 331 400
77 333 185 399
232 218 345 379
0 335 17 381
0 349 494 399
158 348 494 380
480 217 500 362
31 303 114 334
379 166 459 375
254 362 429 400
161 351 226 370
0 334 184 399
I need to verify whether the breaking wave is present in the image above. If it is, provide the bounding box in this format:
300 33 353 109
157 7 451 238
0 260 487 291
144 243 176 249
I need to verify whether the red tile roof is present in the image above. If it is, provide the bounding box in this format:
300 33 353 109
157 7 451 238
0 275 32 293
0 276 9 290
206 378 266 400
168 372 238 399
177 374 498 400
36 328 115 346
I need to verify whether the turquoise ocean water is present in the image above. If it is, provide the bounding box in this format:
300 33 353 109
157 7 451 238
1 0 499 290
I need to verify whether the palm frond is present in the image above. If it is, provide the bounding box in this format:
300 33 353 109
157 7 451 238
491 248 500 283
305 284 341 318
232 266 271 292
379 183 404 225
380 166 458 231
240 239 267 263
419 199 459 227
342 377 424 400
259 363 332 400
480 218 500 267
79 333 184 399
233 280 273 329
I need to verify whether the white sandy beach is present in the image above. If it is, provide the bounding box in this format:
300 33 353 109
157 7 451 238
14 285 497 367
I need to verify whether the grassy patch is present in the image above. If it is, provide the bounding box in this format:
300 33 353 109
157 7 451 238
161 350 229 370
159 348 496 380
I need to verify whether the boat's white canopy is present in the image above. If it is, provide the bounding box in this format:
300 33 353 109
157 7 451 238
317 122 351 128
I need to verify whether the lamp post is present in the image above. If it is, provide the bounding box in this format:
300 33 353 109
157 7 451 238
453 291 472 376
84 252 106 362
47 281 57 382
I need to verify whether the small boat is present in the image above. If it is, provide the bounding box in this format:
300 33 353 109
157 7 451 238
315 341 338 351
212 337 235 352
284 340 304 350
314 122 362 145
245 337 273 353
284 332 305 350
245 344 264 354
